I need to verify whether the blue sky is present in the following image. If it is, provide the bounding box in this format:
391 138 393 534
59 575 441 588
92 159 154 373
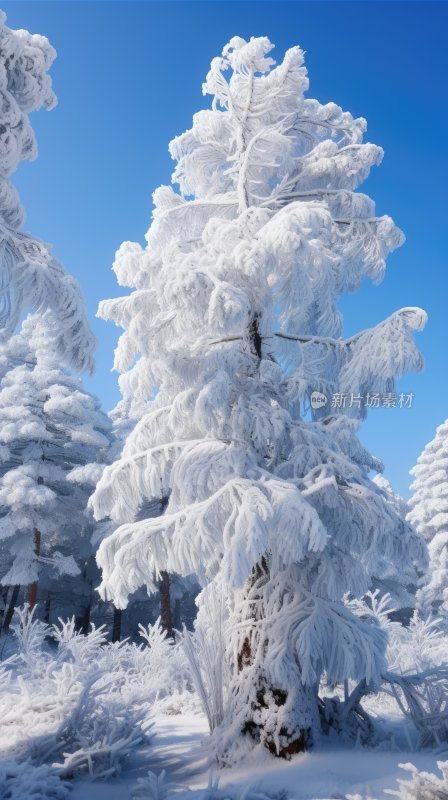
3 1 448 496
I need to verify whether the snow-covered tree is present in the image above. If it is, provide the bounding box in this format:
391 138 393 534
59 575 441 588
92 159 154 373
91 36 426 756
407 420 448 617
0 11 94 370
0 313 111 603
372 475 421 621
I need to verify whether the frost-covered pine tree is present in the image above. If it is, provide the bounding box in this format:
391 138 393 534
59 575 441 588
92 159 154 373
92 36 427 756
0 12 94 370
408 420 448 617
372 475 422 621
0 313 111 604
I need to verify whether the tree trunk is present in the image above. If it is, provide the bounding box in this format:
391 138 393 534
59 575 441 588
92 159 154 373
160 570 174 639
78 601 91 636
44 592 51 624
0 586 8 630
2 584 20 633
112 605 122 643
236 559 314 757
27 529 41 610
75 581 92 635
235 317 314 756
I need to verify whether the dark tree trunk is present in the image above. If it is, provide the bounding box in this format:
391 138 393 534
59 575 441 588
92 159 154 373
236 316 313 756
248 313 263 359
2 584 20 633
160 570 174 639
75 580 92 635
236 559 313 757
27 529 41 610
173 597 181 630
78 602 91 636
44 592 51 624
0 586 8 630
112 606 122 643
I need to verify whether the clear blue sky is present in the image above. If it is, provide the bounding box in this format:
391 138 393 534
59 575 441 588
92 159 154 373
3 1 448 497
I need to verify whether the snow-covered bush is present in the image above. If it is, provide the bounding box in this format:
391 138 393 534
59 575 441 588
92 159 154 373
91 34 427 758
129 770 284 800
346 592 448 747
385 760 448 800
129 769 189 800
0 606 154 780
408 420 448 618
118 618 194 715
0 759 69 800
179 581 228 733
384 668 448 750
347 592 448 674
0 12 94 369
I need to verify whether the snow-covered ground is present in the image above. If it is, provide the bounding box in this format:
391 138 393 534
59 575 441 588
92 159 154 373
68 713 443 800
1 610 448 800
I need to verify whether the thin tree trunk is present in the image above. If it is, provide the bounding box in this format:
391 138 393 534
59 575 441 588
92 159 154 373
75 580 92 635
2 584 20 633
160 570 174 639
112 605 122 643
174 597 181 630
0 586 8 630
79 601 91 636
27 529 41 610
44 592 51 624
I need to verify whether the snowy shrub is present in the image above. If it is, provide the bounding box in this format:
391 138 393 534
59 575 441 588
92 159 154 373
179 583 228 732
384 668 448 749
129 768 189 799
0 759 69 800
0 606 154 779
346 592 448 746
116 618 195 716
0 651 17 687
401 615 448 673
129 770 285 800
385 760 448 800
347 592 448 674
9 604 51 674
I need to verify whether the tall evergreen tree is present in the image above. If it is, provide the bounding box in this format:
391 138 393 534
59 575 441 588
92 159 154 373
408 420 448 617
0 314 111 601
92 36 426 755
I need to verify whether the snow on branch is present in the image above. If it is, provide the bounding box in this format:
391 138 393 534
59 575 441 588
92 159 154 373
0 13 95 370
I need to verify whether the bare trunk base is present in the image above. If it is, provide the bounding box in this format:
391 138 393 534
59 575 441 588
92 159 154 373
112 606 122 643
2 585 20 633
75 602 91 635
27 529 41 610
240 673 315 758
160 570 174 639
44 592 51 624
